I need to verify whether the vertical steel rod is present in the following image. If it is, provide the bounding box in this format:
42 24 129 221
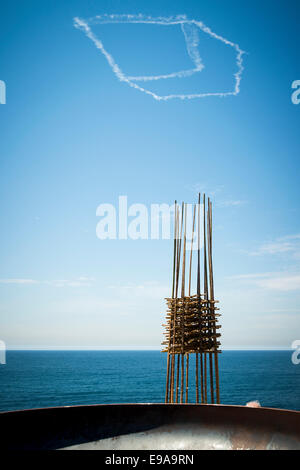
208 199 220 404
196 353 199 403
170 203 181 403
197 194 203 403
165 201 177 403
185 353 189 403
200 352 204 403
206 198 214 404
180 204 187 402
203 194 208 404
174 203 183 403
176 353 180 403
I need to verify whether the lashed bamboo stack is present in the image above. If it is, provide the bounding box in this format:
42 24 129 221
162 194 221 404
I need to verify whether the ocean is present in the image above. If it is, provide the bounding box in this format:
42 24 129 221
0 350 299 412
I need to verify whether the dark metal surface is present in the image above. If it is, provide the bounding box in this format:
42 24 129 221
0 403 299 450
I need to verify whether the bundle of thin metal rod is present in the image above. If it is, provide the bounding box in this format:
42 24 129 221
162 194 221 404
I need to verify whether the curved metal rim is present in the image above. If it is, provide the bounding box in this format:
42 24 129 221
1 402 299 415
1 402 299 450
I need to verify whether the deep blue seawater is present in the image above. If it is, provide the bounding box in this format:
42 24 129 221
0 350 299 412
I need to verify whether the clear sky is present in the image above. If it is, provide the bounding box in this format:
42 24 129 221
0 0 300 349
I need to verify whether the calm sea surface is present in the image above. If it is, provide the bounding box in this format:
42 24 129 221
0 350 299 412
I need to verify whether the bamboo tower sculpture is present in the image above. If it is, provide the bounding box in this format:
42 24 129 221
162 194 221 404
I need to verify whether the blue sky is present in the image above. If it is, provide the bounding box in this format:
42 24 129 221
0 0 300 349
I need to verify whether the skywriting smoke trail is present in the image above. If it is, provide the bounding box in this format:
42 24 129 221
74 14 245 101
